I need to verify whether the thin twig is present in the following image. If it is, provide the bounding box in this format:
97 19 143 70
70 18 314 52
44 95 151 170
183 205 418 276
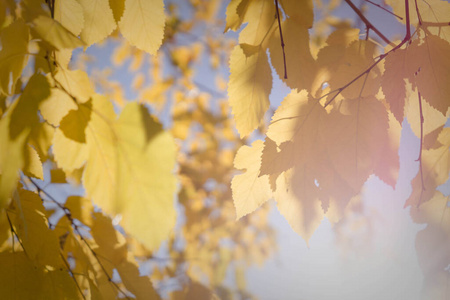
416 91 425 207
28 178 132 300
320 0 413 107
364 0 403 20
414 0 423 26
344 0 393 45
60 251 87 300
6 212 27 253
274 0 287 79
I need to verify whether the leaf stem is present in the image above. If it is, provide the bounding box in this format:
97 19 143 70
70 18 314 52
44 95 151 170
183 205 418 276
274 0 287 79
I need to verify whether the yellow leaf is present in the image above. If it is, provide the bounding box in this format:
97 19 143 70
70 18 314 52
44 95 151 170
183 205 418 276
82 96 177 250
116 254 160 300
32 15 84 50
232 140 272 219
109 0 125 22
0 252 79 300
118 0 165 55
40 88 77 127
28 122 55 162
405 128 450 207
224 0 244 32
259 91 330 241
228 44 272 137
54 69 95 103
64 196 94 226
11 188 63 268
0 20 29 95
372 111 400 187
50 168 67 184
0 111 26 207
53 128 88 173
407 35 450 115
78 0 117 46
0 75 50 207
275 169 324 244
410 191 450 229
269 18 316 91
238 0 275 46
328 40 381 100
381 47 408 123
23 145 43 180
405 83 449 144
280 0 314 28
386 0 450 43
54 0 84 36
91 212 128 265
320 97 389 191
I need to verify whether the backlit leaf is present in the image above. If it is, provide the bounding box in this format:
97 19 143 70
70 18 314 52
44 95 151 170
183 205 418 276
228 44 272 137
0 20 29 95
81 96 177 250
32 15 84 50
54 0 84 36
119 0 165 55
407 35 450 115
78 0 116 46
232 140 271 219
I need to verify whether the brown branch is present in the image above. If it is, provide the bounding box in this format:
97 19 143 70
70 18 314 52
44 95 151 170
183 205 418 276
364 0 403 20
321 1 413 108
344 0 393 45
274 0 287 79
405 0 411 40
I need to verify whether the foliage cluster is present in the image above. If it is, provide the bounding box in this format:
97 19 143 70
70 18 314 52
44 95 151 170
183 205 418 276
0 0 449 299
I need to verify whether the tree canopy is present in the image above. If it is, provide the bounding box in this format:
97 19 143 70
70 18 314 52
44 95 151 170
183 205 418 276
0 0 449 299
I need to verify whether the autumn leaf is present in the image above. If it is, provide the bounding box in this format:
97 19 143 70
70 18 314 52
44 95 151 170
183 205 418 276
382 47 408 123
238 0 276 47
32 15 85 49
81 96 176 250
78 0 117 46
119 0 165 55
232 140 272 219
406 35 450 115
269 18 317 90
320 97 389 191
0 20 29 95
54 0 84 36
228 44 272 137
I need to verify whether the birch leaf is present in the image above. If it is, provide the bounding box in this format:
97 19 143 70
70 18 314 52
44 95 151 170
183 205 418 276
78 0 116 46
119 0 165 55
0 20 29 95
82 96 177 250
407 35 450 115
54 0 84 36
231 140 272 219
228 44 272 137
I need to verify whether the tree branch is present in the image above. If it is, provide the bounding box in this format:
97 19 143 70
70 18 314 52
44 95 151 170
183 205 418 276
364 0 403 20
28 178 132 300
344 0 393 45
